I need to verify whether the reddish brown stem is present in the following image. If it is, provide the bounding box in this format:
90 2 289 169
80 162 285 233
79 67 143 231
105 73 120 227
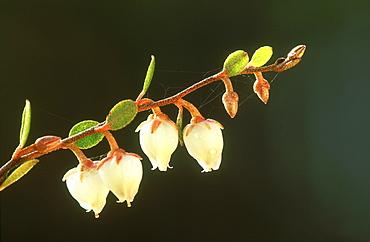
65 143 89 163
175 99 202 118
221 77 234 92
137 71 226 112
0 46 305 187
103 131 120 155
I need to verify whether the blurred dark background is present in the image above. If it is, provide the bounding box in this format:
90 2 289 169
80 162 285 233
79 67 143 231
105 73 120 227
1 0 369 241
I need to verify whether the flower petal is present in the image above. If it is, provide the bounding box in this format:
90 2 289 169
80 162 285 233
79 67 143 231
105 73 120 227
137 114 178 171
183 119 224 172
64 164 109 218
98 151 143 207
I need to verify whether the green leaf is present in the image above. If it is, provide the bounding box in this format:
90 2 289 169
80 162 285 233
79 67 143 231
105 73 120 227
106 99 138 131
142 55 155 95
0 159 39 191
223 50 249 76
247 46 273 67
69 120 104 149
176 109 184 146
19 99 31 148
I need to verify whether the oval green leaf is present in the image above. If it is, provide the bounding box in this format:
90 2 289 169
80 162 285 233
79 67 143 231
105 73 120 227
0 159 39 191
19 99 31 148
106 99 138 131
223 50 249 76
69 120 104 149
142 55 155 95
247 46 273 67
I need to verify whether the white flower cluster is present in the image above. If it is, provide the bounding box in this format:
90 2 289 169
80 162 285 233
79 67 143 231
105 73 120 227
63 149 142 218
136 114 224 172
63 113 224 217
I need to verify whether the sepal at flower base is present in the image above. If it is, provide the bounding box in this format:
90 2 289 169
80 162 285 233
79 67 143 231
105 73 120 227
63 161 109 218
183 117 224 172
97 149 143 207
136 113 178 171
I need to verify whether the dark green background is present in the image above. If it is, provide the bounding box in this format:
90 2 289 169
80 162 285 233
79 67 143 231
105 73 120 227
1 0 369 241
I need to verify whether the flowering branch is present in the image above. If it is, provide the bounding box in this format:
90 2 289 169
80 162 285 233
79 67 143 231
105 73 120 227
0 45 306 217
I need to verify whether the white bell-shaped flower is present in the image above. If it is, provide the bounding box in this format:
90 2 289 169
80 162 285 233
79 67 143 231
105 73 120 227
63 162 109 218
136 113 178 171
97 149 143 207
183 118 224 172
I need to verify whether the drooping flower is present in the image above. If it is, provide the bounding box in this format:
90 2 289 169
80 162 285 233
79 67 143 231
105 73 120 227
97 149 143 207
136 113 178 171
62 161 109 218
183 117 224 172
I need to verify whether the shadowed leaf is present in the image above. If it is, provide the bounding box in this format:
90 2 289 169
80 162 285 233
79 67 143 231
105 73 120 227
0 159 39 191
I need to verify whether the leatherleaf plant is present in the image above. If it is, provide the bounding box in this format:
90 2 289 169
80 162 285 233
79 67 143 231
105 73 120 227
0 45 306 218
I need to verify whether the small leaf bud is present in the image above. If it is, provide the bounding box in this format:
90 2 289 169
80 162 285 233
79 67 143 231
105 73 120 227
253 78 270 104
287 45 306 59
222 91 239 118
278 45 307 71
